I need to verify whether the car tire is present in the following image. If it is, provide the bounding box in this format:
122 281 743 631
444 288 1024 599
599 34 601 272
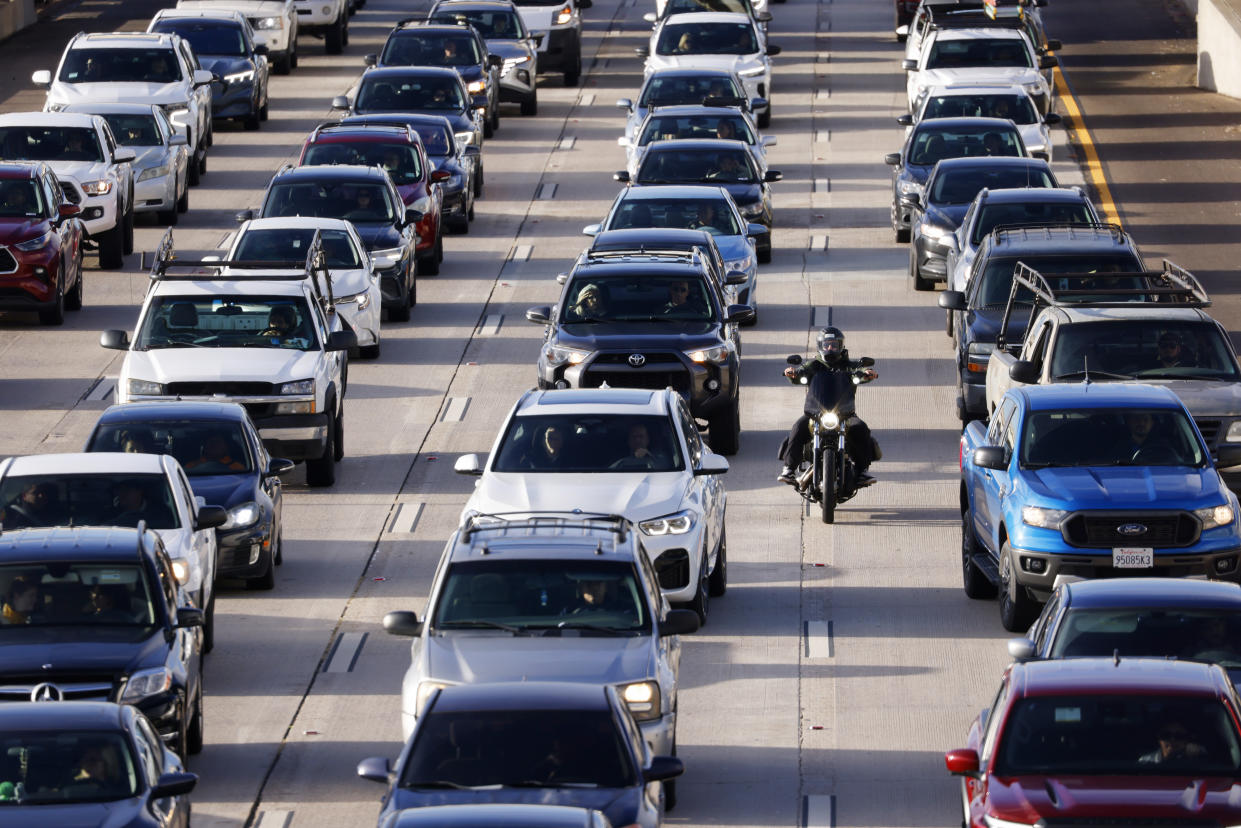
205 120 214 148
474 164 484 198
274 527 284 565
333 409 345 462
38 283 65 326
306 413 338 487
708 526 727 597
177 177 190 213
686 548 709 625
122 205 135 255
563 50 581 86
65 252 84 311
159 204 178 225
199 150 208 175
202 592 215 654
276 52 293 75
521 90 538 117
174 696 190 758
389 296 411 322
342 20 349 45
248 553 276 590
291 45 299 69
186 681 204 754
450 212 469 234
945 309 953 338
757 104 771 129
98 224 125 270
757 240 772 264
961 509 997 599
326 15 345 53
490 101 500 133
895 224 910 244
912 257 935 291
999 541 1037 632
708 399 740 455
665 741 678 811
244 103 261 131
420 243 440 276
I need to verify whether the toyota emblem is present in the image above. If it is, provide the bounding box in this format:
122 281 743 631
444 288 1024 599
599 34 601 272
1117 523 1148 537
628 353 646 367
30 682 63 702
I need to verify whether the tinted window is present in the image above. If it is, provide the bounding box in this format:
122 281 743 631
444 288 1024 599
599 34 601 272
58 48 184 83
136 294 320 351
234 227 361 269
972 201 1095 244
656 22 758 55
0 731 140 803
639 113 755 145
410 124 452 156
663 0 751 15
100 114 162 147
560 273 717 323
607 196 741 236
0 562 158 628
150 21 247 57
1051 609 1241 667
303 141 423 183
0 474 179 531
908 125 1022 165
1020 408 1206 468
263 180 397 222
636 147 757 184
638 75 744 107
973 254 1142 308
1050 321 1241 382
381 33 481 65
356 76 465 112
88 420 255 477
923 93 1039 125
926 37 1032 69
0 126 103 163
428 10 524 39
494 413 685 473
0 180 45 218
928 167 1054 206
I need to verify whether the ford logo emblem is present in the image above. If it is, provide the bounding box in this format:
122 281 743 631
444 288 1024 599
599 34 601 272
628 353 646 367
1117 523 1148 537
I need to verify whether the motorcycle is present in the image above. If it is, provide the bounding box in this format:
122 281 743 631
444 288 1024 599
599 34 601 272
786 353 876 524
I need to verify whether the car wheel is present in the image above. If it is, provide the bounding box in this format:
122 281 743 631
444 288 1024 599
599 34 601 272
244 102 261 130
483 114 495 139
326 14 345 53
65 257 84 311
450 212 469 234
665 740 678 811
205 120 214 148
520 89 538 117
174 695 190 758
911 248 934 291
202 592 215 654
708 399 740 455
38 282 65 326
474 164 484 198
945 308 953 338
306 412 338 487
198 150 207 175
419 245 440 276
961 508 997 599
333 410 345 462
687 548 709 625
98 224 125 270
276 52 293 75
895 224 910 243
177 176 190 213
186 681 205 754
274 528 284 566
490 100 500 133
999 541 1037 632
563 50 581 86
122 205 135 255
158 204 178 225
708 526 727 597
757 240 772 264
248 551 276 590
342 20 349 45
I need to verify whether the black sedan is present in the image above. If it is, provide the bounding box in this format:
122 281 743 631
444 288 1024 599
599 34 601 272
84 401 293 590
334 66 486 159
0 701 197 824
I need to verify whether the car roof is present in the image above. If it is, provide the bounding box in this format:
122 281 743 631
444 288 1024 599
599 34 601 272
151 278 308 299
932 27 1027 42
449 517 641 563
3 451 167 477
362 65 463 81
925 82 1028 96
1045 306 1211 324
271 164 390 183
0 701 126 732
242 216 356 233
151 9 248 24
0 526 151 564
643 138 754 152
571 259 709 279
1061 577 1241 611
1016 382 1184 411
642 104 751 119
71 32 181 49
342 113 454 130
308 125 421 145
432 0 518 10
392 22 479 35
976 186 1086 204
0 162 42 179
388 804 599 828
516 388 668 416
591 228 718 251
430 681 612 713
643 66 740 80
984 224 1138 256
96 400 250 424
932 156 1048 173
1013 657 1232 699
615 184 731 200
662 10 752 23
0 112 100 129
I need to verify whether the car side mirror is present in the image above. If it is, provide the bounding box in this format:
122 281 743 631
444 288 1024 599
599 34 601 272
195 505 228 530
724 270 747 286
112 148 136 164
760 135 777 148
31 69 52 87
267 457 295 477
430 169 451 183
901 59 918 71
944 749 980 778
357 757 393 784
364 53 377 66
616 97 633 110
255 44 269 56
616 135 630 147
1043 112 1062 125
660 608 700 635
1039 55 1059 69
382 610 423 636
1009 360 1038 384
1216 445 1241 469
895 24 910 37
694 453 729 476
634 45 649 58
463 145 481 157
176 607 205 628
168 133 188 146
555 272 568 285
58 203 81 219
764 169 783 183
235 209 256 224
972 446 1007 471
642 11 656 21
489 54 503 68
746 222 766 237
1045 39 1062 52
582 223 601 236
883 151 903 166
938 290 966 311
150 771 198 799
1008 637 1036 661
327 330 358 352
643 755 684 783
900 192 920 209
404 209 424 226
192 69 215 87
726 304 755 325
896 114 913 127
100 329 130 350
749 97 767 112
454 453 483 475
331 95 350 110
766 44 781 56
613 170 631 183
757 10 772 21
526 306 552 324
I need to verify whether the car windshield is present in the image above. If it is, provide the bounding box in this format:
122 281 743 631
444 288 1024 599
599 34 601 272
401 709 637 789
0 562 158 629
0 731 140 804
1019 408 1207 468
638 75 744 107
973 254 1143 308
1051 609 1241 668
995 694 1241 777
560 273 717 323
0 180 45 219
971 201 1095 244
381 33 481 66
135 294 320 351
639 113 755 146
234 227 362 269
0 126 103 163
409 124 452 156
88 420 255 477
494 413 685 473
100 113 161 147
303 141 423 184
907 125 1022 165
923 93 1039 125
0 474 180 531
928 167 1054 206
607 196 741 236
664 0 751 15
151 21 247 57
925 37 1032 69
656 21 758 55
356 77 465 112
263 181 397 223
1050 321 1241 382
636 147 757 184
433 559 650 632
58 48 183 84
429 10 524 39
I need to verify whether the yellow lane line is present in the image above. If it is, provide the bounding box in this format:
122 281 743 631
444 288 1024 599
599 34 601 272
1053 64 1121 227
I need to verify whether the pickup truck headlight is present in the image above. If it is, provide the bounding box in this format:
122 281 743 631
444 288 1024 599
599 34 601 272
619 680 661 721
819 411 840 429
279 379 314 395
137 164 170 182
1022 506 1067 530
542 343 589 367
415 680 452 714
725 254 753 274
81 179 113 196
223 69 256 84
502 56 532 74
14 231 53 251
1225 421 1241 443
1196 505 1235 530
223 501 261 530
466 79 487 94
254 15 284 28
554 4 573 23
639 510 696 536
120 667 173 703
128 379 165 396
966 341 994 374
685 342 733 364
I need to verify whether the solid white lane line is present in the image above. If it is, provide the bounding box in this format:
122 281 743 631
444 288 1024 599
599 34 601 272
511 244 533 261
388 501 424 535
255 811 293 828
804 795 835 828
324 632 367 673
442 397 470 422
805 620 833 658
579 93 595 106
479 314 503 335
86 377 117 402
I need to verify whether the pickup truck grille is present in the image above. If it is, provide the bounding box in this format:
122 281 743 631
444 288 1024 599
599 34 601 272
0 675 117 703
165 381 275 396
1195 418 1221 449
1062 512 1199 548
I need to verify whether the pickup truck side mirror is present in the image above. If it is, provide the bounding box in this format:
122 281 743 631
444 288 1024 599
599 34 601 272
972 446 1007 470
900 192 920 209
938 290 966 311
1009 360 1039 385
382 610 422 636
100 329 130 350
1216 445 1241 469
901 59 918 72
31 69 52 87
327 330 358 352
526 306 552 324
642 11 656 21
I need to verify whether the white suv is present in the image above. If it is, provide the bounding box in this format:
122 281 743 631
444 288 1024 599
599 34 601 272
903 28 1053 115
0 112 135 269
34 32 215 186
454 387 730 623
176 0 300 73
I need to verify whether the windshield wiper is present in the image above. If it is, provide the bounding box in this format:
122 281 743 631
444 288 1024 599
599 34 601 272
437 620 525 634
402 780 480 790
504 779 600 788
1053 369 1133 381
554 621 628 635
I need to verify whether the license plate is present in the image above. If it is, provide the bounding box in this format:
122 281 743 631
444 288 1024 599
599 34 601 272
1112 547 1154 569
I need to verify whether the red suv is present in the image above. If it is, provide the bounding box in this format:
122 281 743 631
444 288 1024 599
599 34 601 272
947 658 1241 828
0 161 85 325
298 123 447 274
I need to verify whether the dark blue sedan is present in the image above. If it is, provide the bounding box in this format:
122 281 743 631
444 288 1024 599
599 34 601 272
0 701 196 825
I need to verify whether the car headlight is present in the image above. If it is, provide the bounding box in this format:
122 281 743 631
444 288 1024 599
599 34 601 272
967 342 994 356
137 164 170 182
371 247 405 269
467 79 487 94
223 501 261 530
224 69 255 84
120 667 173 703
336 289 371 310
738 201 765 219
161 104 191 125
415 680 451 714
254 15 284 28
639 510 696 536
1196 505 1236 530
454 131 474 147
897 178 922 195
725 255 753 273
502 57 532 74
685 342 733 364
81 179 113 196
1225 421 1241 443
1022 506 1067 530
14 231 53 252
737 65 766 77
542 343 590 367
554 4 573 23
619 680 661 721
410 195 432 215
819 411 840 429
921 223 953 241
279 379 314 395
170 558 191 584
128 378 165 396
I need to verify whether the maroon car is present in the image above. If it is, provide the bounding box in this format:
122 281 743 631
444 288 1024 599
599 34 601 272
298 122 448 275
0 161 85 325
947 658 1241 827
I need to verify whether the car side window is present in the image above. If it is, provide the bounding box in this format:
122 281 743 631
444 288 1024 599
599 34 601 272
979 677 1009 761
39 174 58 216
174 469 195 526
1033 591 1060 650
155 546 179 610
134 716 165 785
986 400 1013 445
1002 408 1019 460
636 542 666 617
1024 320 1051 374
675 400 702 467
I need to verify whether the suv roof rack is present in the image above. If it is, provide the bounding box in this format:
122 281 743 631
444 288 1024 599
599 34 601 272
990 222 1126 244
996 259 1207 350
581 246 704 265
461 512 630 544
925 7 1027 29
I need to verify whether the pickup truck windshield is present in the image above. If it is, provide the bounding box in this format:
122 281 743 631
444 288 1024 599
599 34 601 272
494 413 685 472
995 695 1241 777
1050 321 1241 382
973 254 1143 308
1050 608 1241 668
0 473 180 531
136 294 319 351
1020 408 1206 468
561 273 717 323
0 562 158 628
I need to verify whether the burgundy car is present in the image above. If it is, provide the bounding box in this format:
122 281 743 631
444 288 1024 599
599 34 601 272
298 122 448 274
947 658 1241 828
0 161 85 325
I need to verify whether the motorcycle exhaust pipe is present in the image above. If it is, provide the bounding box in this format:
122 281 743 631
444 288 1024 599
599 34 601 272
795 464 815 489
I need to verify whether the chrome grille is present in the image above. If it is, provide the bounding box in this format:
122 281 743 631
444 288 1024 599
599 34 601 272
1195 418 1221 449
0 677 116 703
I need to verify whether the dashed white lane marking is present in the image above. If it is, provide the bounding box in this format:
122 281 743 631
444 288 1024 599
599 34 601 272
442 396 470 422
255 811 293 828
388 501 424 535
510 244 533 261
809 234 828 251
805 620 833 658
324 632 367 673
813 306 832 328
814 177 829 193
579 93 595 106
479 314 503 335
85 377 117 402
816 89 830 102
803 795 835 828
815 130 829 143
538 182 558 199
558 136 576 150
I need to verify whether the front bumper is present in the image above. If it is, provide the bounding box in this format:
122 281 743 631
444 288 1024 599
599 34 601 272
217 518 275 579
137 689 186 744
295 0 338 26
213 81 258 119
639 521 708 603
62 182 120 235
0 249 64 309
913 232 951 280
375 261 411 308
337 301 380 348
1011 544 1241 603
499 63 537 99
135 171 175 213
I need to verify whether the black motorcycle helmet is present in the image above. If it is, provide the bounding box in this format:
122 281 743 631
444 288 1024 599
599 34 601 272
817 326 845 363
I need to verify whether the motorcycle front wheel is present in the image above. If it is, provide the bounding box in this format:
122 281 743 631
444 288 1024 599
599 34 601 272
820 448 836 524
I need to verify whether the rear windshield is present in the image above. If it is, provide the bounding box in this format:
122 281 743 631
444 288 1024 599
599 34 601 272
972 200 1095 244
636 147 757 184
0 474 180 531
972 254 1142 308
0 126 102 163
303 140 423 183
908 125 1022 165
150 20 247 57
926 37 1032 69
58 47 183 84
928 167 1054 206
380 32 482 66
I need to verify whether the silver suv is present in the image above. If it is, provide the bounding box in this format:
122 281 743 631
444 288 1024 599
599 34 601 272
382 514 699 806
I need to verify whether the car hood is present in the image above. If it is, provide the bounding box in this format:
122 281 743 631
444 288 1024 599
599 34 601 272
51 81 190 107
0 802 149 828
1019 122 1047 149
645 53 763 77
555 322 724 353
469 470 690 521
187 472 255 510
963 307 1024 348
483 40 533 60
712 233 751 260
328 266 372 297
0 217 49 245
201 56 254 77
351 222 402 251
918 66 1042 90
1022 465 1223 505
988 775 1241 825
131 146 171 168
44 159 110 183
514 5 558 29
389 788 639 825
0 625 164 675
1127 379 1241 420
426 635 654 686
131 347 323 385
924 202 968 231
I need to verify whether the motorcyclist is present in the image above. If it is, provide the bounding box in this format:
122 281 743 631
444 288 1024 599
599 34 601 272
778 326 879 485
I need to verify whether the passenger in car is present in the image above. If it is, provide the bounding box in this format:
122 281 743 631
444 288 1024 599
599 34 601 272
1 482 61 528
0 576 40 625
1138 721 1208 765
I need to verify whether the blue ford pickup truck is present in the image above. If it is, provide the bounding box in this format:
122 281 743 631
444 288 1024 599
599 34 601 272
959 382 1241 632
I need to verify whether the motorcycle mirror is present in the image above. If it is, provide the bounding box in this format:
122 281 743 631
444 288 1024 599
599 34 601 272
786 354 803 365
859 357 875 367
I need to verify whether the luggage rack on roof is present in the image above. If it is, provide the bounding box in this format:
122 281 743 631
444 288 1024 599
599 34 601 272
996 259 1207 351
461 511 630 544
924 5 1026 28
990 222 1126 244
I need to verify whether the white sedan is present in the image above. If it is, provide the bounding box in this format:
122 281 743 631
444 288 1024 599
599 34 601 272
902 83 1060 161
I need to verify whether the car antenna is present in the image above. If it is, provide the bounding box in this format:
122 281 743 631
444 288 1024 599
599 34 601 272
1113 648 1120 667
1083 355 1090 385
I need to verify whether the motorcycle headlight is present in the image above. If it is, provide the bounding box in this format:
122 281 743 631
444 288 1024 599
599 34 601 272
454 131 474 147
466 79 487 94
1196 505 1235 531
415 680 452 714
542 343 590 367
223 501 261 530
254 15 283 28
128 378 165 396
279 379 314 395
137 164 170 182
120 667 173 703
685 342 733 364
819 411 840 429
619 680 661 721
81 179 112 196
725 254 753 273
223 69 256 84
1022 506 1067 530
639 510 696 536
555 4 573 23
14 231 53 251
